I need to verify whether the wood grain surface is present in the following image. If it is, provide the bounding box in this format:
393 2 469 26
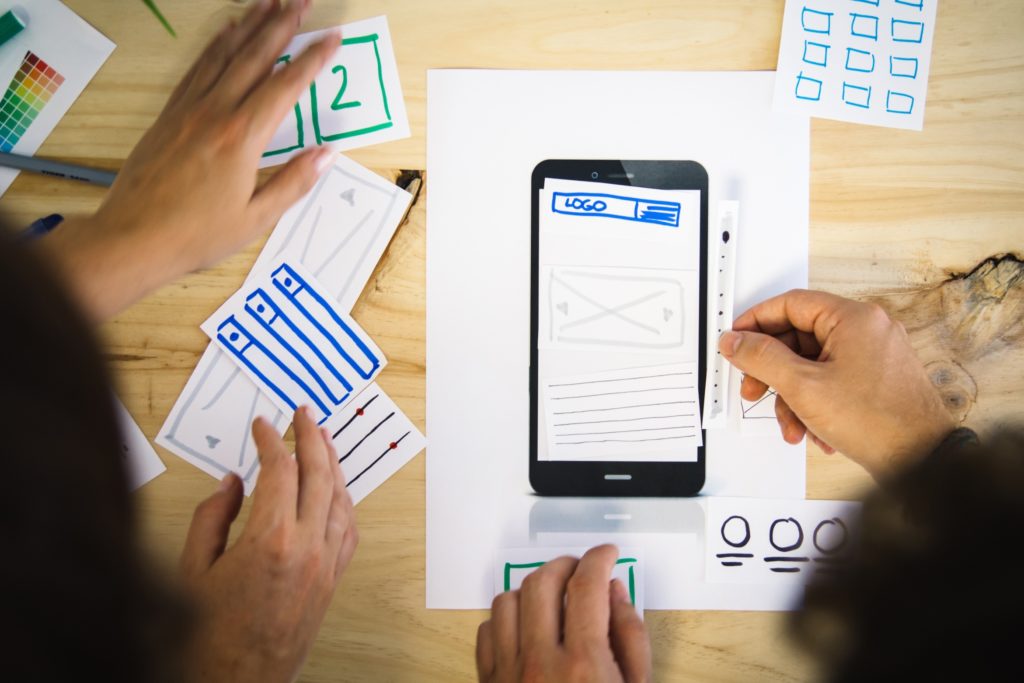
1 1 1021 680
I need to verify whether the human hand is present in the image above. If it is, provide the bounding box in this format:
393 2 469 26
44 0 339 320
180 406 358 683
476 545 651 683
720 289 956 479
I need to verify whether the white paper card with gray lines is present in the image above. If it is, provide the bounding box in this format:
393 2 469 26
706 497 861 586
542 363 702 462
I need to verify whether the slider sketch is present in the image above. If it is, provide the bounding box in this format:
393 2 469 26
205 262 384 425
551 192 681 227
542 266 689 350
740 387 777 420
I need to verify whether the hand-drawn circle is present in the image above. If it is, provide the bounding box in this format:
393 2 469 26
720 515 751 548
812 518 848 555
593 200 607 211
769 517 804 552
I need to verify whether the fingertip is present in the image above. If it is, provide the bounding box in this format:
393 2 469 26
718 330 741 358
610 578 630 604
218 472 240 493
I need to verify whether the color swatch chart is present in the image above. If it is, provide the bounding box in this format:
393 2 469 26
0 51 65 152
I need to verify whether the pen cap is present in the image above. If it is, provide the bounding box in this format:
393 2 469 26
0 9 27 48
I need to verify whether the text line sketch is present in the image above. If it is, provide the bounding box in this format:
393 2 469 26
706 498 860 585
551 192 681 227
773 0 938 130
543 364 702 461
261 16 409 166
157 157 412 493
205 262 385 426
495 548 644 612
321 384 426 505
542 266 690 350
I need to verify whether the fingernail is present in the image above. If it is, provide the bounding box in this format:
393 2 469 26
611 579 630 603
300 405 314 420
719 330 741 357
218 473 236 492
314 146 335 174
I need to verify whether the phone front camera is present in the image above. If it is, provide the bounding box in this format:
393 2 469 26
591 171 599 179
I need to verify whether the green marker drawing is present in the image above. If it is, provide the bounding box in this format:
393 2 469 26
503 557 639 605
142 0 177 38
262 56 306 159
311 33 393 144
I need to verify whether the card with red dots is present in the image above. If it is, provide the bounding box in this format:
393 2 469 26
321 383 426 505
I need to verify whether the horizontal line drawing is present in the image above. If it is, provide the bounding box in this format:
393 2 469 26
549 371 691 388
553 386 692 400
849 13 879 40
845 47 875 73
891 18 924 43
794 71 823 101
553 400 695 415
716 553 753 559
764 556 810 563
894 0 924 8
556 435 695 445
770 567 801 574
842 82 872 109
889 55 919 79
851 0 879 5
553 414 695 427
801 7 833 34
556 425 693 437
721 561 743 567
552 191 681 227
801 40 830 67
886 90 915 114
339 411 395 463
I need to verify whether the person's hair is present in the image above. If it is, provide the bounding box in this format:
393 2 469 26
793 428 1024 681
0 226 186 681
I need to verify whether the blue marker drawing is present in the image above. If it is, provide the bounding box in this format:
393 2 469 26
551 192 681 228
216 316 331 423
894 0 924 9
850 0 879 5
794 71 823 101
891 19 924 43
271 264 381 379
886 91 915 114
849 13 879 40
244 290 354 406
801 8 833 34
802 41 830 67
842 83 872 109
889 56 919 79
845 48 875 73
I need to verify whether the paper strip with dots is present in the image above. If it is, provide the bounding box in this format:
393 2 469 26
321 384 425 505
702 200 739 430
706 497 861 585
201 260 386 425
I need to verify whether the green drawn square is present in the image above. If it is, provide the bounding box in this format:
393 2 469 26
309 33 394 144
501 557 638 605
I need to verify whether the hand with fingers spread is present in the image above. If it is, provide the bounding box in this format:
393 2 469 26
42 0 340 321
720 289 956 479
180 406 358 683
477 545 651 683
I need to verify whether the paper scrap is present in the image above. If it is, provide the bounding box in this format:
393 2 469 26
542 363 701 462
0 0 115 196
706 497 860 585
495 547 644 612
322 383 425 505
772 0 938 130
202 261 386 425
261 15 409 166
113 395 166 490
158 156 411 493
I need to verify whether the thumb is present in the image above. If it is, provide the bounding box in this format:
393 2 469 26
181 473 244 578
718 330 814 397
248 146 334 231
609 579 651 683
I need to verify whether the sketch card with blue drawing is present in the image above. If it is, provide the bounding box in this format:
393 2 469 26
536 177 702 464
772 0 938 130
202 261 386 424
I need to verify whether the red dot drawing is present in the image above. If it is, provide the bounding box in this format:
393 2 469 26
356 408 364 416
389 442 397 449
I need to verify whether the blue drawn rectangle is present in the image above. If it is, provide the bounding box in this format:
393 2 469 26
849 13 879 39
889 56 919 78
891 19 924 43
842 82 872 108
886 91 915 114
802 41 830 67
801 8 833 34
895 0 924 8
794 72 823 101
845 48 875 73
551 192 681 228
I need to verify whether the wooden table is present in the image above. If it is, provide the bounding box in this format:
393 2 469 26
3 1 1022 680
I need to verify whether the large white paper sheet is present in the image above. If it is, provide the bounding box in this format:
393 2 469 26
260 16 409 167
426 70 809 609
0 0 115 196
772 0 938 130
113 395 166 490
157 156 412 493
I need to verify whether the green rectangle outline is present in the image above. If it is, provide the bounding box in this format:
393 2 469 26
310 33 393 144
502 557 638 605
261 55 306 159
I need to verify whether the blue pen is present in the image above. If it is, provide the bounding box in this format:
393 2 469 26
20 213 64 241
